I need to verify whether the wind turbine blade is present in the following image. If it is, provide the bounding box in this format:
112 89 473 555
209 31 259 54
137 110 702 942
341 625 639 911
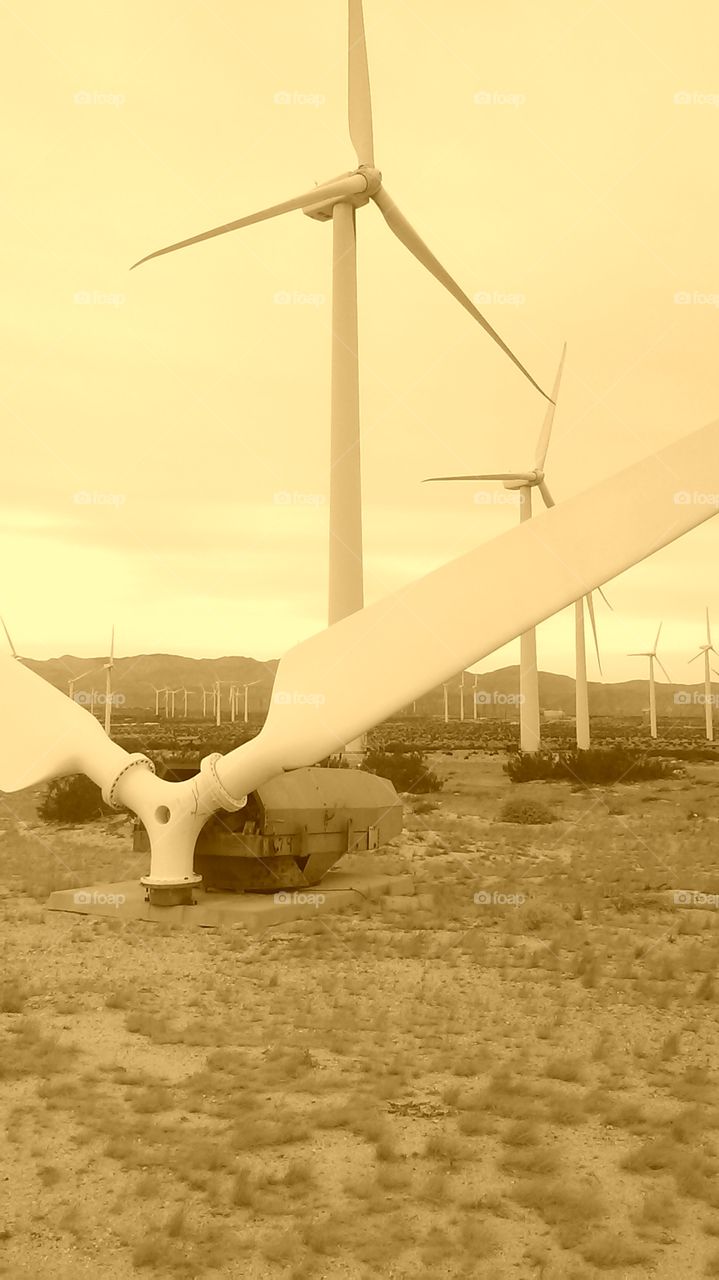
598 586 612 610
131 175 369 268
706 605 712 648
348 0 374 166
656 659 672 683
423 473 531 483
688 650 703 664
372 186 552 402
0 616 17 658
213 413 719 800
654 621 663 651
586 593 603 676
534 341 567 470
0 657 131 793
109 624 115 662
538 481 555 509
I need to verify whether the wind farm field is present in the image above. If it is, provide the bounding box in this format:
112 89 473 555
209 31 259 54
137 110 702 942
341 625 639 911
2 750 719 1279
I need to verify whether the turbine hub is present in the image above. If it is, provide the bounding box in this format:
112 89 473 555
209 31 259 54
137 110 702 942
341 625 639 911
303 166 383 221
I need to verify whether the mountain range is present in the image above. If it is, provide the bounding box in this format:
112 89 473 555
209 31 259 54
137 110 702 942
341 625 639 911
14 654 715 723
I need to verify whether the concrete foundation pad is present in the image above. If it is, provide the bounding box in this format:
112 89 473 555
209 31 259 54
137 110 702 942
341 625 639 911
45 868 416 933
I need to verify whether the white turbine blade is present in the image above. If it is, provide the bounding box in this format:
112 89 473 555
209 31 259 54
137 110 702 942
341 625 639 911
372 186 552 402
688 650 703 664
109 624 115 663
598 586 612 609
706 605 712 648
131 174 369 268
538 481 555 509
0 616 18 658
656 658 672 683
534 341 567 470
653 621 663 652
423 473 531 483
586 593 603 676
348 0 374 166
214 414 719 801
0 658 131 793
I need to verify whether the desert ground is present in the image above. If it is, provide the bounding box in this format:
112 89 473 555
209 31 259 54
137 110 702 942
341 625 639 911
2 750 719 1278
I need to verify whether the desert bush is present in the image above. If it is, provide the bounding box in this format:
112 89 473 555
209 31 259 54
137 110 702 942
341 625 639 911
504 745 678 785
38 775 114 824
362 749 442 794
498 798 556 825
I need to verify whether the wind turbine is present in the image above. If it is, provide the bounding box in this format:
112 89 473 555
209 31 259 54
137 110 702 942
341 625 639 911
132 0 551 638
459 672 466 722
180 688 189 718
168 687 183 719
629 622 671 740
151 686 168 717
441 683 449 724
0 618 20 660
241 679 261 725
689 606 719 742
68 669 94 703
472 673 479 720
103 627 115 737
424 343 606 752
2 413 719 903
215 680 222 728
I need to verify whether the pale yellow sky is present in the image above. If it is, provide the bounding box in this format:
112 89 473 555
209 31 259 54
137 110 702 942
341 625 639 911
2 0 719 683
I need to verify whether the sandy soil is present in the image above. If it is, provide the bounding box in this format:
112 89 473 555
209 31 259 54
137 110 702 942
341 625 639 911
2 752 719 1278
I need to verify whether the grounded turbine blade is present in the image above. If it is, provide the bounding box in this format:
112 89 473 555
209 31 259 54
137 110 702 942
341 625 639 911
131 175 369 268
586 592 603 676
423 473 531 483
372 186 553 402
348 0 374 166
534 340 567 470
211 413 719 800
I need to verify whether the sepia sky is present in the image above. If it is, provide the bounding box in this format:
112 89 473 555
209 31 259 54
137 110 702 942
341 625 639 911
2 0 719 684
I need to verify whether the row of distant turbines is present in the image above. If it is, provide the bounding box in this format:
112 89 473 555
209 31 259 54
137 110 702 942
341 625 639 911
0 619 263 734
151 679 260 724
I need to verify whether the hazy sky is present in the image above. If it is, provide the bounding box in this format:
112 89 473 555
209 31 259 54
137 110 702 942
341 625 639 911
2 0 719 684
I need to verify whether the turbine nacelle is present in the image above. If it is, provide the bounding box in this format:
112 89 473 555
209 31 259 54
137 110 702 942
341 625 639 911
302 166 382 220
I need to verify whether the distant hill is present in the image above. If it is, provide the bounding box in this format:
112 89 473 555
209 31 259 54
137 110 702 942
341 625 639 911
16 654 714 723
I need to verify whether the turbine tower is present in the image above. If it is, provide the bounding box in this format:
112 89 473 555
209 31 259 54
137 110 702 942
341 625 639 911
103 627 115 737
459 672 466 722
442 683 449 724
629 622 671 739
689 606 719 742
132 0 550 637
242 679 261 725
424 343 606 753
